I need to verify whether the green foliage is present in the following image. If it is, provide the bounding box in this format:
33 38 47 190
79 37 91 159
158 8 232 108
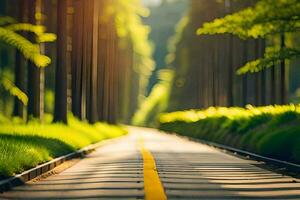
197 0 300 74
237 47 300 74
5 23 57 43
0 69 16 115
0 17 57 107
45 89 54 113
0 77 28 106
0 27 51 67
5 23 45 35
0 16 15 26
0 17 56 67
142 0 188 92
0 114 127 177
159 105 300 163
37 33 57 43
132 69 174 126
166 15 189 65
111 0 155 102
197 0 300 39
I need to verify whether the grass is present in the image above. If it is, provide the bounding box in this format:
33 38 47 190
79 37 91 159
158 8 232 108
159 104 300 164
0 114 127 178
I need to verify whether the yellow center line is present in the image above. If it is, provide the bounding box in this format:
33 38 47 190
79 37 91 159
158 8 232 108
138 137 167 200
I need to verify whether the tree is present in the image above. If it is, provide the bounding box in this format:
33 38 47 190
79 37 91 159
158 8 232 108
197 0 300 74
197 0 300 104
53 0 68 123
0 2 55 120
70 0 154 124
27 0 44 121
13 1 27 118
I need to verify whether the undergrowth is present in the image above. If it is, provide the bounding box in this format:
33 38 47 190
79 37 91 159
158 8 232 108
0 114 127 178
159 105 300 164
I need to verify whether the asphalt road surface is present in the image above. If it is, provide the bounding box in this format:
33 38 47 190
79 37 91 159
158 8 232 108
1 127 300 199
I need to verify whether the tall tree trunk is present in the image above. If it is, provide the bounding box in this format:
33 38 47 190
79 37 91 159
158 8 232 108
27 0 42 121
227 35 234 107
13 0 27 118
97 13 106 122
242 40 248 106
280 33 287 104
53 0 68 123
270 66 276 104
254 40 260 106
88 0 99 123
71 0 83 118
260 39 266 105
226 0 233 107
13 52 26 117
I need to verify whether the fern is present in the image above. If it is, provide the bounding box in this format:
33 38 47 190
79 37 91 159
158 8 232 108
237 47 300 74
197 0 300 75
0 16 57 67
1 77 28 106
5 23 45 35
0 27 51 67
37 33 57 43
197 0 300 39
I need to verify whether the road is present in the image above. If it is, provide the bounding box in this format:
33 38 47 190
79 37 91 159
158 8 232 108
1 127 300 199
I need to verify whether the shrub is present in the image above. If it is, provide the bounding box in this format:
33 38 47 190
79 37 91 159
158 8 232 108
159 105 300 164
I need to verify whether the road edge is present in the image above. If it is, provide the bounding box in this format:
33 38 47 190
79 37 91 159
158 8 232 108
166 131 300 174
0 135 126 193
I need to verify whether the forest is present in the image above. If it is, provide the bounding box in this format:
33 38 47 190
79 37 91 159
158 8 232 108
1 0 300 197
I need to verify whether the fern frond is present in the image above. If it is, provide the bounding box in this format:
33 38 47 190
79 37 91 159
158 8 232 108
237 47 300 74
197 0 300 39
1 77 28 106
5 23 45 35
37 33 57 43
0 27 51 67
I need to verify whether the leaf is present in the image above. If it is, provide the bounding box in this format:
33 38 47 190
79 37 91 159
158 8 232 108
36 33 57 43
1 77 28 106
5 23 45 35
237 47 300 74
197 0 300 39
0 27 51 67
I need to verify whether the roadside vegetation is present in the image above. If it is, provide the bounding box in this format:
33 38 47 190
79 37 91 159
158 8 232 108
159 105 300 164
0 0 148 179
0 115 127 178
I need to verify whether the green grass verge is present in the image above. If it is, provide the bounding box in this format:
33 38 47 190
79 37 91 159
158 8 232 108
0 114 127 178
159 105 300 164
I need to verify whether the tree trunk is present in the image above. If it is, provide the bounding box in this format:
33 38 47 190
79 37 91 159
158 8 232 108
53 0 68 123
87 0 99 123
13 52 26 118
242 40 248 106
280 33 287 104
13 0 27 118
71 0 83 118
27 0 42 121
260 39 266 105
227 35 234 107
270 66 276 104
